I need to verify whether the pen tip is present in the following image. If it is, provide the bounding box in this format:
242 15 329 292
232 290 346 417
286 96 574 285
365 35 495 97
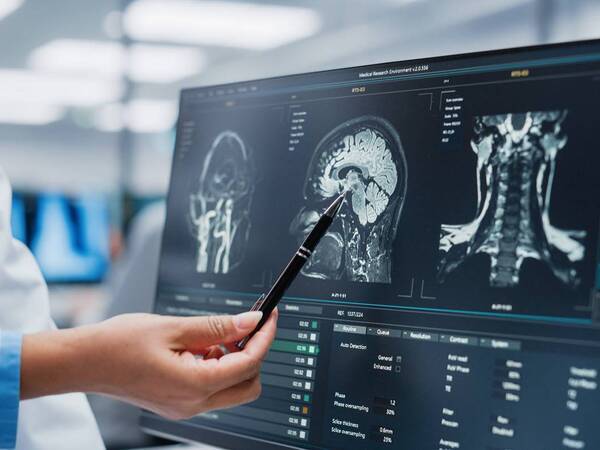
325 190 348 218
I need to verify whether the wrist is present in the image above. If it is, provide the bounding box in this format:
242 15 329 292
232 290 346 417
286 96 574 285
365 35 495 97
20 326 100 399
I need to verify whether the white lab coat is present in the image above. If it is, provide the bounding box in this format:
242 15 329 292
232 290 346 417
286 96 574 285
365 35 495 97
0 167 104 450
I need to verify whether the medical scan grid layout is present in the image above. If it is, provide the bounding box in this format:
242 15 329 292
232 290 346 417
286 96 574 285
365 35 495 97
146 40 600 450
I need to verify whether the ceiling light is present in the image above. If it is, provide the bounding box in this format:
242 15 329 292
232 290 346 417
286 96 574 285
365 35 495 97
124 0 321 50
0 0 24 21
0 70 123 107
128 44 205 83
0 102 64 126
29 39 122 78
29 39 205 83
126 99 177 133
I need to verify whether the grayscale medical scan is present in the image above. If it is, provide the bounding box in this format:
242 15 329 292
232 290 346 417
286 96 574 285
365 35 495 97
438 110 587 288
147 40 600 450
290 116 406 284
188 130 255 274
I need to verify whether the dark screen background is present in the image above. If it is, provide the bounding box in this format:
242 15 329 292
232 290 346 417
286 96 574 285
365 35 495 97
150 39 600 450
434 78 600 315
159 76 600 318
159 92 439 298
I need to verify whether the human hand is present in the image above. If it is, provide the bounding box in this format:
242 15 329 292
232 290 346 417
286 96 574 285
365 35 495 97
21 309 278 420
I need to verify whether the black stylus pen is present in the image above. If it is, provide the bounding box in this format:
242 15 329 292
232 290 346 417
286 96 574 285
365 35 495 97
235 190 348 349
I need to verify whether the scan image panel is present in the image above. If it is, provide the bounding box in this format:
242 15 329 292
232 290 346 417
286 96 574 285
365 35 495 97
438 111 586 288
189 131 255 274
290 116 407 283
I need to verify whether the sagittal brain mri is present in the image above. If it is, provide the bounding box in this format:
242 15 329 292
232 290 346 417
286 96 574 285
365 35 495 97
290 116 407 283
438 111 586 288
189 131 255 274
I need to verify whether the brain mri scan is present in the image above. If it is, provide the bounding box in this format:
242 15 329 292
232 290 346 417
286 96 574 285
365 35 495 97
290 116 407 283
189 131 256 274
438 111 586 288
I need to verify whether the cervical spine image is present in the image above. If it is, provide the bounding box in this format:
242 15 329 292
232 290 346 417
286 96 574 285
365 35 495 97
291 116 407 283
438 111 586 288
189 131 255 274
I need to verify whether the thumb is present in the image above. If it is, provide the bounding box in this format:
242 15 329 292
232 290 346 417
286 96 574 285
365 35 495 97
176 311 263 349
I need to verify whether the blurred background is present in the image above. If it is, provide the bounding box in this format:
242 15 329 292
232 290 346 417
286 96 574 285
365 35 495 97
0 0 599 448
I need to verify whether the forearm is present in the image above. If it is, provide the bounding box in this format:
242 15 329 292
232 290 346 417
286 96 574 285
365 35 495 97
20 326 100 399
16 311 277 420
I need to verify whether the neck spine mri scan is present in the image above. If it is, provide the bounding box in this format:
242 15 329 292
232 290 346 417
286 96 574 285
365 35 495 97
438 110 586 288
290 116 407 283
189 131 255 274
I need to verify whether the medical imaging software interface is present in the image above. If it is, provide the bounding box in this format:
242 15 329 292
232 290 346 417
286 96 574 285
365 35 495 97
146 40 600 450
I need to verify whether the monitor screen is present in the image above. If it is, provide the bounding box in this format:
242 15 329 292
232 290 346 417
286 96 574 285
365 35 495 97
12 192 110 283
145 40 600 449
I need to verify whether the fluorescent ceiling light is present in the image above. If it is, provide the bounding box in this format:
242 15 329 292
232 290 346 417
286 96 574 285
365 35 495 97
0 0 24 21
0 70 123 107
29 39 205 83
29 39 122 78
0 102 64 126
128 44 205 83
124 0 321 50
125 99 177 133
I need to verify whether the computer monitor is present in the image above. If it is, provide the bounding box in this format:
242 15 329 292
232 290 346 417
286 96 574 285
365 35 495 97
145 40 600 449
12 192 110 283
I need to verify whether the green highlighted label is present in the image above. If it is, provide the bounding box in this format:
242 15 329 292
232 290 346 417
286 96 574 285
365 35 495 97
271 340 320 355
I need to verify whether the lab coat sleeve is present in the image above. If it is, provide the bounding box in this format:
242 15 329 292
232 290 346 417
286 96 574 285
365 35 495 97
0 331 21 450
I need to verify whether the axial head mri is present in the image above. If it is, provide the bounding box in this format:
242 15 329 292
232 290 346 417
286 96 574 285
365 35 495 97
189 131 255 274
290 116 407 283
